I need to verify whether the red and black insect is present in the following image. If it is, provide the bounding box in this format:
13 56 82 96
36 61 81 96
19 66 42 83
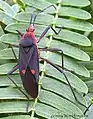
6 5 90 114
6 5 62 111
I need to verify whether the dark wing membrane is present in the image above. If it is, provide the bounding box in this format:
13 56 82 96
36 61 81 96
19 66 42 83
20 67 38 98
28 46 39 82
19 46 34 73
19 45 39 98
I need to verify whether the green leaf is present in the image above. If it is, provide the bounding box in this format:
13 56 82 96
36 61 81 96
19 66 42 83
1 115 31 119
41 52 90 77
0 25 4 37
5 23 46 34
0 26 7 50
44 64 88 94
0 63 18 75
0 87 26 99
0 33 20 44
86 80 93 92
41 76 86 106
0 1 15 17
35 103 85 119
0 0 91 118
23 0 90 8
48 42 90 61
0 10 16 25
0 101 33 113
11 4 20 14
35 103 64 119
62 0 90 7
46 0 90 7
5 23 29 33
53 29 91 46
58 7 91 20
0 75 21 87
14 12 54 25
22 0 51 9
57 18 93 31
0 48 19 59
25 6 37 13
39 90 84 115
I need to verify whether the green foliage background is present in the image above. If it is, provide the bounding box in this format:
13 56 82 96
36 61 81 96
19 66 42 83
0 0 93 119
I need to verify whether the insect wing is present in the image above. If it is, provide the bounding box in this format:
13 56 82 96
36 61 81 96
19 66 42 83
19 45 39 98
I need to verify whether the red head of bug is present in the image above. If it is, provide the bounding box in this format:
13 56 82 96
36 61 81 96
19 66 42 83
21 24 37 45
26 24 35 32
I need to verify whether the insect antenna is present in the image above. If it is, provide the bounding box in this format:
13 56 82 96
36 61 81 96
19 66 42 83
30 13 34 24
30 5 56 25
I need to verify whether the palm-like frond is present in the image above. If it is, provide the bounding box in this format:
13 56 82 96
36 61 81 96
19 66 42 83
0 0 93 119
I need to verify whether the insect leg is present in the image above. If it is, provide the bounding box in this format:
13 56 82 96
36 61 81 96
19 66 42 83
84 103 92 115
2 42 19 48
9 45 18 62
37 26 62 43
50 26 62 35
39 47 63 68
7 64 30 112
40 57 87 110
37 26 51 43
16 30 24 36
